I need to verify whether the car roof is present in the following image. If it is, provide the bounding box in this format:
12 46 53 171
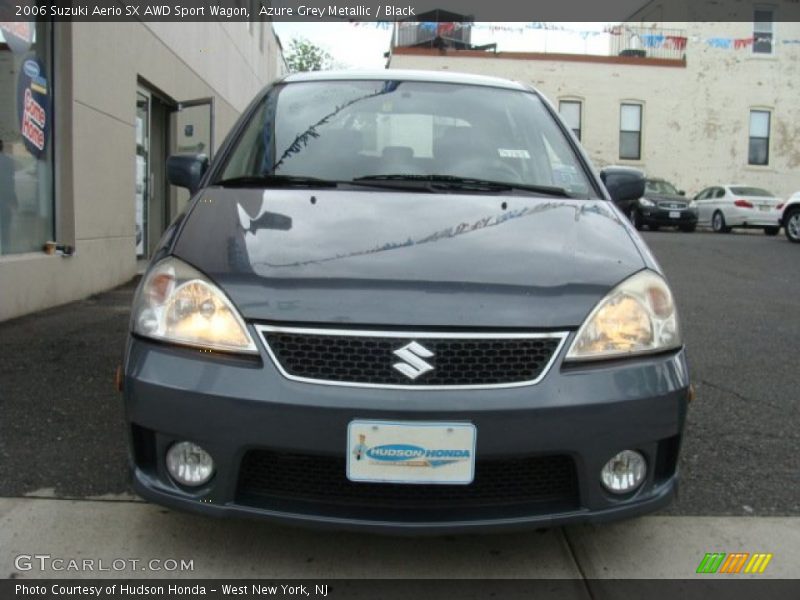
281 69 531 92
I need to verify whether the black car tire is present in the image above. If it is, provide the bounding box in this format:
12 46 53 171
763 226 780 236
712 211 731 233
680 224 697 233
785 208 800 243
632 209 644 230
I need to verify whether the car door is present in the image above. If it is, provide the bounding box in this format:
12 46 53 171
694 188 711 223
706 187 725 222
714 187 730 219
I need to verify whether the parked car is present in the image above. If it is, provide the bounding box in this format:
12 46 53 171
779 191 800 243
632 178 697 232
599 165 644 218
123 70 690 533
693 184 782 235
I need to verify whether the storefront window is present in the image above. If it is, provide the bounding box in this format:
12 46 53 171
0 21 54 256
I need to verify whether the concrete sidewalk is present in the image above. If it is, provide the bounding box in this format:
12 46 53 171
1 497 797 579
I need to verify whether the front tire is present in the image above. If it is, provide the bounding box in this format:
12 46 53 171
712 211 731 233
763 226 780 236
785 208 800 243
632 209 644 230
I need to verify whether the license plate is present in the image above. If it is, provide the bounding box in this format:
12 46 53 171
347 420 476 485
759 205 771 212
669 211 681 219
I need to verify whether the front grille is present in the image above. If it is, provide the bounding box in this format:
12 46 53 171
236 450 579 514
657 201 687 210
259 327 565 388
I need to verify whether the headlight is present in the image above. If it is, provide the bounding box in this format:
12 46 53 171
132 257 257 354
639 197 655 207
565 270 681 361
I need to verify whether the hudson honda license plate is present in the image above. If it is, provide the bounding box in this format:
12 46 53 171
346 420 476 484
669 211 681 219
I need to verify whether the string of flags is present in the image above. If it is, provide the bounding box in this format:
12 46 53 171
352 21 800 49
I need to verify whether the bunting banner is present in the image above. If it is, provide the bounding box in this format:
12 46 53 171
352 21 800 49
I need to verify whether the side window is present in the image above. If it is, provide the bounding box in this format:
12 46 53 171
619 103 643 160
558 100 582 141
753 8 774 54
748 109 771 165
714 188 725 198
695 189 709 200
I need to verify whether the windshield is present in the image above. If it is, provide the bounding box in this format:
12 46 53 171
645 179 679 195
730 186 774 197
217 80 596 197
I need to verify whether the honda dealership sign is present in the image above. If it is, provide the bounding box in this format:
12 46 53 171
16 57 50 159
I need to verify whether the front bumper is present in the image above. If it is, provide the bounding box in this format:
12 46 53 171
123 335 690 534
639 207 698 227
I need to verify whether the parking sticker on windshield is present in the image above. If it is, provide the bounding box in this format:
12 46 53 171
498 148 530 159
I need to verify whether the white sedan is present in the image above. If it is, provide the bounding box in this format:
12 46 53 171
693 185 782 235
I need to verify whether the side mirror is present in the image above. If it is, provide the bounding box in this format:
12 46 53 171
678 190 686 196
167 154 209 194
600 167 646 204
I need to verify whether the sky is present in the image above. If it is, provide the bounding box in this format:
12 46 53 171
272 22 614 69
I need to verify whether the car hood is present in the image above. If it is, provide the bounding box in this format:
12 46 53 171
644 193 688 203
171 188 647 328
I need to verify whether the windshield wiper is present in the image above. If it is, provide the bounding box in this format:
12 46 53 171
350 174 573 197
214 174 340 188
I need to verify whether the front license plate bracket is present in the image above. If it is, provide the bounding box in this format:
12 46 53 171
346 420 477 485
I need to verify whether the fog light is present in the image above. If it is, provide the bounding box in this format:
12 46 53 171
600 450 646 494
166 441 214 487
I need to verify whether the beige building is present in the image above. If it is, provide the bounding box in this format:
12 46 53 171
0 22 286 321
388 18 800 201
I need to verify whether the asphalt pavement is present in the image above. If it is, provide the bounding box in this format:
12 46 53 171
645 230 800 517
1 228 798 580
1 229 798 515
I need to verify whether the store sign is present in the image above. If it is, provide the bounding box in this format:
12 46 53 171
0 22 34 54
16 57 50 159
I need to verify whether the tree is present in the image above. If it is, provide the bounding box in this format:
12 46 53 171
285 38 333 72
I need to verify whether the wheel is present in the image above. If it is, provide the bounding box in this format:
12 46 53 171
712 211 731 233
632 208 644 230
763 226 779 236
680 224 697 233
785 208 800 243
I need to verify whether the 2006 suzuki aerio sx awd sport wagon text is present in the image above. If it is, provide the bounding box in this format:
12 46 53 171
123 70 690 533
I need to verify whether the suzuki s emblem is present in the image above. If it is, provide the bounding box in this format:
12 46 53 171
392 341 435 380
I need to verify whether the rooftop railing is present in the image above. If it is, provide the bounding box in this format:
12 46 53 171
608 26 688 61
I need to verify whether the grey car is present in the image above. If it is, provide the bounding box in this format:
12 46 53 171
123 70 690 533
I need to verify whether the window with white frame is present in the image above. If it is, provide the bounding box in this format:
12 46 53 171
619 103 642 160
753 8 774 54
559 100 582 141
748 110 770 165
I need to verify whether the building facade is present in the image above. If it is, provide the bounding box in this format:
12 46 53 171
0 21 286 322
388 19 800 201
